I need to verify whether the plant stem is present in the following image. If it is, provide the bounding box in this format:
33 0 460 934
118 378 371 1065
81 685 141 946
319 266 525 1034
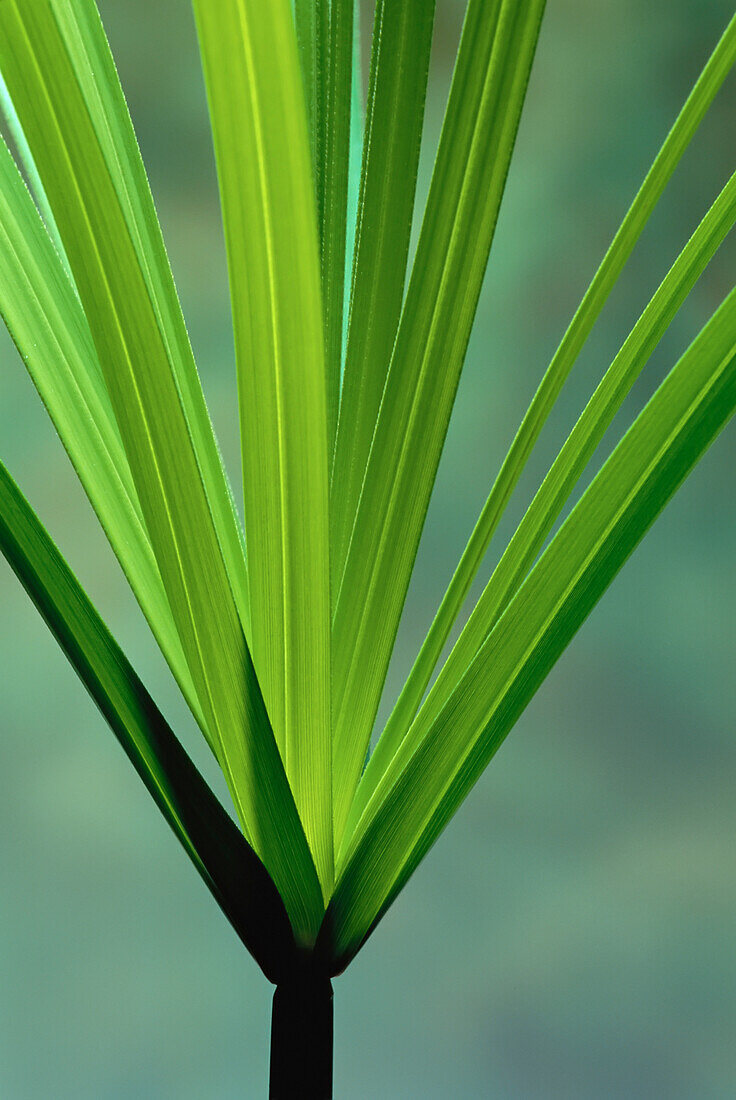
269 971 334 1098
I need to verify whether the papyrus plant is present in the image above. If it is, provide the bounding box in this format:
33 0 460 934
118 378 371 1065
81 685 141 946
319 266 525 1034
0 1 734 1095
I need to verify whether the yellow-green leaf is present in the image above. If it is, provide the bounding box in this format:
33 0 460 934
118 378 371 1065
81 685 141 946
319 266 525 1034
193 0 333 893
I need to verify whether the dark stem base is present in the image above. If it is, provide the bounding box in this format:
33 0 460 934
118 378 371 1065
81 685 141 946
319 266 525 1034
269 972 334 1099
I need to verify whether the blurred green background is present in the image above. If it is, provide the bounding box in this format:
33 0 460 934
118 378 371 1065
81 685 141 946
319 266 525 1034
1 1 735 1096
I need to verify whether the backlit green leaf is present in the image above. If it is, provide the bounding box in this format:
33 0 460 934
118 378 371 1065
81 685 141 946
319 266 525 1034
330 0 436 589
327 285 736 968
331 0 547 843
0 71 70 275
352 164 736 831
0 131 207 745
193 0 333 893
0 0 323 938
343 1 364 355
372 13 736 771
320 0 354 447
294 0 329 222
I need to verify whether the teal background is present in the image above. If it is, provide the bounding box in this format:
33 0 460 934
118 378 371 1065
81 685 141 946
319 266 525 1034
1 1 735 1095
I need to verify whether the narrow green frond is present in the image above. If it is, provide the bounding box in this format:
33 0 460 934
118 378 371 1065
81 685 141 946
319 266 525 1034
294 0 329 224
0 71 70 275
49 0 251 640
343 1 364 355
330 0 436 589
0 0 323 938
331 0 547 843
321 0 353 447
352 165 736 829
326 285 736 968
0 460 298 983
0 132 208 746
369 13 736 765
193 0 333 894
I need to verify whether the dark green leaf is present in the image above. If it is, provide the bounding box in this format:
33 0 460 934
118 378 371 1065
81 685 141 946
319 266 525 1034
0 460 296 983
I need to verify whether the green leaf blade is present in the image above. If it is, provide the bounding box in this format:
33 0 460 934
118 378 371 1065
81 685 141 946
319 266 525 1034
0 70 71 275
53 0 252 640
293 0 329 222
193 0 333 894
0 460 297 982
331 0 547 842
343 1 364 354
327 285 736 968
351 164 736 835
0 131 209 745
0 0 323 938
320 0 354 447
330 0 436 590
369 12 736 772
